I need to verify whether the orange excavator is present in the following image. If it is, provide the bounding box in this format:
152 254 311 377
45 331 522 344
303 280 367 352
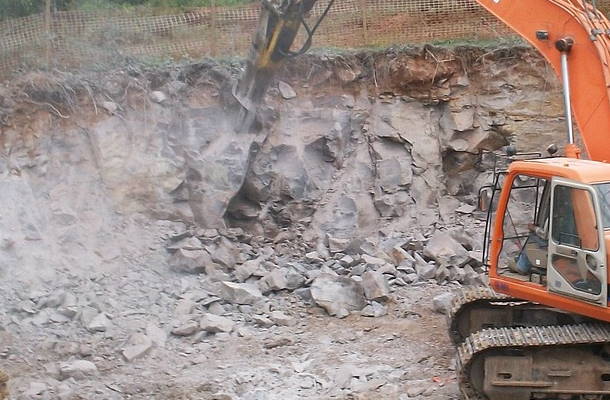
448 1 610 399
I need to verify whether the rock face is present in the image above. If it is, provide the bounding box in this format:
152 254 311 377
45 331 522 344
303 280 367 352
310 274 367 317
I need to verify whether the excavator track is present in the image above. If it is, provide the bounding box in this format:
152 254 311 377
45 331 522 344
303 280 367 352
457 323 610 400
448 287 514 344
448 286 585 345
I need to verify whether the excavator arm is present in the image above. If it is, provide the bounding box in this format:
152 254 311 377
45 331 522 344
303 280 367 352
476 0 610 162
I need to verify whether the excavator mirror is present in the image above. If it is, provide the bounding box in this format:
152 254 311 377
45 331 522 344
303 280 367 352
478 186 493 212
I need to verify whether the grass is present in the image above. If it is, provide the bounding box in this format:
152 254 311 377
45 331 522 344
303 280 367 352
0 0 256 20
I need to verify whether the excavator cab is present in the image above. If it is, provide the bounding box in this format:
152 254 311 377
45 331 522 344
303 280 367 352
485 157 610 320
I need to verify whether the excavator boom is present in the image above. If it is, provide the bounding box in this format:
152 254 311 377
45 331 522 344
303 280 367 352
476 0 610 161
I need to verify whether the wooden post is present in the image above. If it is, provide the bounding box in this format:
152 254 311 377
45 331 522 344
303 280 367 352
359 0 368 45
210 0 218 58
44 0 52 67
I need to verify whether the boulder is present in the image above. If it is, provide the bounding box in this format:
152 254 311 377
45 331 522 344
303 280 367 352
423 231 470 267
361 271 390 301
432 292 455 315
310 273 367 317
258 268 288 293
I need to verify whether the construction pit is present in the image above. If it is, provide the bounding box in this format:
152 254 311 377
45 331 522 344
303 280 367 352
0 45 568 399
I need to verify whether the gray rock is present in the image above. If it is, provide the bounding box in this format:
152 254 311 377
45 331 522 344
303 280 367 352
208 237 239 269
59 360 97 380
423 231 470 267
169 248 209 274
305 251 324 264
362 254 386 267
432 292 454 314
278 81 297 99
310 273 367 317
101 101 118 114
219 281 263 305
235 257 265 282
285 269 306 290
268 310 294 326
390 246 414 266
328 235 350 253
200 313 235 333
350 264 366 276
463 265 483 285
171 320 200 336
166 236 203 252
339 255 355 266
207 301 225 315
122 333 153 362
24 381 49 397
294 288 313 303
360 301 387 317
146 323 167 348
259 268 288 293
361 271 390 301
150 90 167 103
415 261 436 281
86 312 110 332
252 315 274 328
435 265 450 283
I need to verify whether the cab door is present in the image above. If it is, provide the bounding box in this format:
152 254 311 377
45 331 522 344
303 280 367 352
547 178 607 306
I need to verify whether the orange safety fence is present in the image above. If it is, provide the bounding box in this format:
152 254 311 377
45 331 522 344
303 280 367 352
2 0 610 77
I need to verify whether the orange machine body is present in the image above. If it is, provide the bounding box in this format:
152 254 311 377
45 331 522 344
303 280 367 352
476 0 610 163
489 158 610 322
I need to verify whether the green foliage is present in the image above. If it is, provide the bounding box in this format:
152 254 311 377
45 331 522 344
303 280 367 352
0 0 42 18
0 0 254 19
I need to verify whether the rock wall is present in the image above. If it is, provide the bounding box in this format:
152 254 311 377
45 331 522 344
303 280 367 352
0 46 565 285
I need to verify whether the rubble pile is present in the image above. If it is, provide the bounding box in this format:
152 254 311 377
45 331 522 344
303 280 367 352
163 224 485 322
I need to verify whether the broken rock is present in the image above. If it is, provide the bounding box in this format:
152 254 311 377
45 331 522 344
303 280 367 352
432 292 454 315
278 81 297 99
122 333 153 362
171 320 200 336
169 248 210 274
361 271 390 301
360 301 388 317
200 313 235 333
310 273 366 317
86 312 110 333
219 281 263 305
59 360 97 380
259 268 288 293
423 231 470 267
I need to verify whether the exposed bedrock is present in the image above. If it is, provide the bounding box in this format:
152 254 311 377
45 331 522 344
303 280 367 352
0 46 566 284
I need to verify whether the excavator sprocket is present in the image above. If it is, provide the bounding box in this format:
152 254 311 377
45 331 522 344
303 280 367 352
457 323 610 400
